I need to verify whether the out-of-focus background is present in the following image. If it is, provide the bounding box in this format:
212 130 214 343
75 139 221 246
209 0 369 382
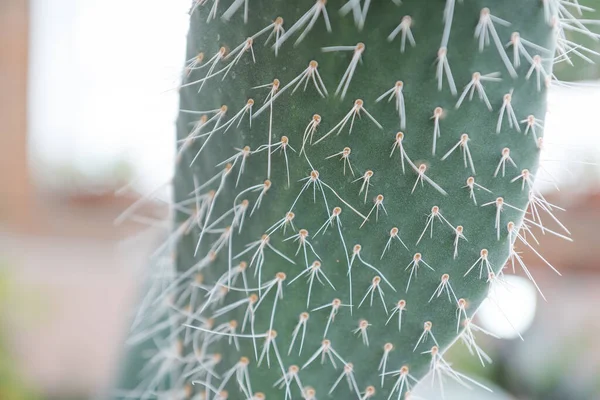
1 1 599 399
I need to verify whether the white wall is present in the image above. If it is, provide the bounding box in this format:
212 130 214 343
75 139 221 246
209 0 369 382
28 0 190 191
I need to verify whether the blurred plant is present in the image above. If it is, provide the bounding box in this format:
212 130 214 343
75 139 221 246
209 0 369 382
36 157 134 195
0 268 39 400
553 0 600 81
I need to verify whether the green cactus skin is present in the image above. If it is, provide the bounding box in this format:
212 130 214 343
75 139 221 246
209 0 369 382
113 1 592 399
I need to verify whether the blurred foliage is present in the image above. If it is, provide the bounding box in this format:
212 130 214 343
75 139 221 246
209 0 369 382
0 268 39 400
498 336 600 400
554 0 600 81
446 328 600 400
37 157 134 194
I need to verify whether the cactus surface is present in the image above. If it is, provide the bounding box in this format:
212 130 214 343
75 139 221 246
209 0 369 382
114 1 592 399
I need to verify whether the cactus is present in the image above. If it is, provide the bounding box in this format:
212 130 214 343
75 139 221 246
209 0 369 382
114 1 595 399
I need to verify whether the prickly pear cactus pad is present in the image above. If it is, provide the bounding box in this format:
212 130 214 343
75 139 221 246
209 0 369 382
114 0 591 399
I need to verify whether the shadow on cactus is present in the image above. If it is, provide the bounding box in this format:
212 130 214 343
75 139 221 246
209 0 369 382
113 1 595 399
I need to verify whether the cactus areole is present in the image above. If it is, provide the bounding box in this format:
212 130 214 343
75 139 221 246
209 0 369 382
116 1 586 399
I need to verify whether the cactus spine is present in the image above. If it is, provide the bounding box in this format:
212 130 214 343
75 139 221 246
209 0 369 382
115 1 592 399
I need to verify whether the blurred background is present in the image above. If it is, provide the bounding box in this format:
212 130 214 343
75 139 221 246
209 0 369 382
1 1 599 399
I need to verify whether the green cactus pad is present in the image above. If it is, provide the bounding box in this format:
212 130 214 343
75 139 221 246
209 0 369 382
113 1 587 399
